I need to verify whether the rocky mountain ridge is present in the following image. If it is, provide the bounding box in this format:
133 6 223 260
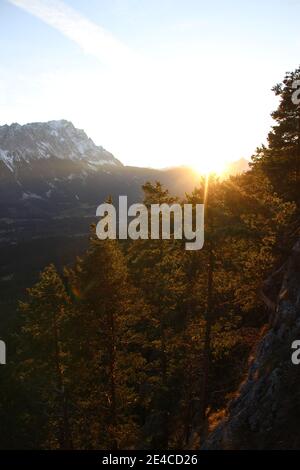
0 120 121 171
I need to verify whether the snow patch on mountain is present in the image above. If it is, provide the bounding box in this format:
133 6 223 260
0 120 122 170
0 149 14 172
22 192 43 200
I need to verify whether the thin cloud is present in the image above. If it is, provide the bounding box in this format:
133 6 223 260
7 0 136 66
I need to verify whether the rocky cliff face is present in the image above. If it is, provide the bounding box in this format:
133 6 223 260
0 120 124 215
203 239 300 449
0 120 121 170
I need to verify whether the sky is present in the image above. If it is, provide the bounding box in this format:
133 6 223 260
1 0 300 170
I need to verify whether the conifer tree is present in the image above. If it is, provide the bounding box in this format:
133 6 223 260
66 232 148 449
125 182 188 448
252 66 300 207
18 264 73 449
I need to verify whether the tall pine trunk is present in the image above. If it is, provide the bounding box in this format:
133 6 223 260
199 244 214 443
109 309 118 449
53 312 73 450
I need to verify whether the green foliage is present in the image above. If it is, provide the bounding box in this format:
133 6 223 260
5 66 300 447
18 264 73 449
65 235 149 449
252 66 300 207
8 167 294 450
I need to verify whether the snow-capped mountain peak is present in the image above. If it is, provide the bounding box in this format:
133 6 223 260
0 120 121 170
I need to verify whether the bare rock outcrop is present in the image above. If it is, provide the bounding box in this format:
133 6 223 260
203 240 300 449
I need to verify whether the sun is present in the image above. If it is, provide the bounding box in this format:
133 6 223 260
191 156 228 176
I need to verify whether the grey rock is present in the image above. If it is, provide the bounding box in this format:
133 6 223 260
203 240 300 449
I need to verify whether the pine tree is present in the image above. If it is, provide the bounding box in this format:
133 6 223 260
126 182 188 448
66 232 149 449
184 176 240 442
252 66 300 207
18 264 73 449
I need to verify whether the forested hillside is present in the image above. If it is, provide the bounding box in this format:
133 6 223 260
1 67 300 450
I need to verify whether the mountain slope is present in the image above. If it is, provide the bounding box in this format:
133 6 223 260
0 119 249 308
203 238 300 449
0 120 121 170
0 120 201 302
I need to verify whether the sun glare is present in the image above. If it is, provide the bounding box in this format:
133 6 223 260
192 157 228 176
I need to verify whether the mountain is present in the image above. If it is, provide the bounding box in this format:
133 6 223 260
0 120 200 305
0 120 124 214
0 120 250 311
0 119 121 170
0 120 200 223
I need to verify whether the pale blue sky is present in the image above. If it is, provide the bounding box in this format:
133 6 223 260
1 0 300 170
